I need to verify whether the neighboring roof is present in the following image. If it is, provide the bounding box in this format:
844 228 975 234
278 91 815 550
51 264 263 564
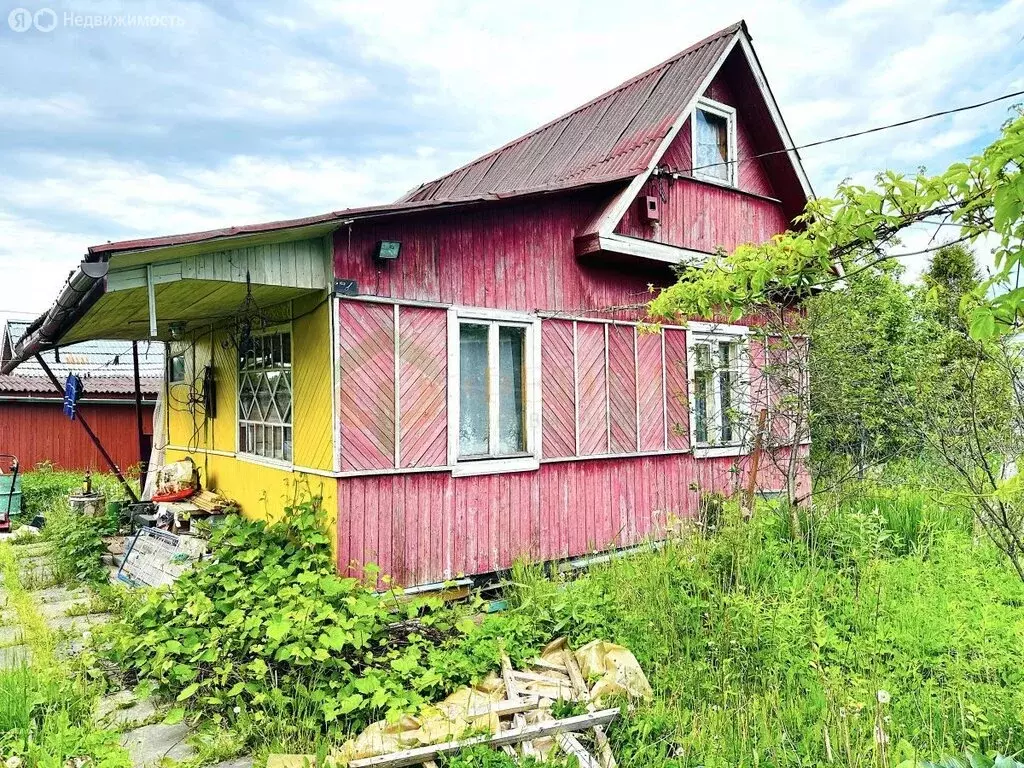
400 23 742 205
0 321 162 396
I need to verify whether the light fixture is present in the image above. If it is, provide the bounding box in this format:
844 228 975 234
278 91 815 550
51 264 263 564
374 240 401 261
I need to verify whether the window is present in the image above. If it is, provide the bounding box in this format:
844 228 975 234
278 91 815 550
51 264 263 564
450 310 539 476
689 324 749 455
238 329 292 463
692 98 736 186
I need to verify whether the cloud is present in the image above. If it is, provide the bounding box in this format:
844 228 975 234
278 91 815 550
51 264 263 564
1 0 1022 328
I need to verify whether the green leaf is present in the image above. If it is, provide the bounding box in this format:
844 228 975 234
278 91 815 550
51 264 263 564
176 682 201 701
968 307 996 340
266 616 292 643
163 707 186 725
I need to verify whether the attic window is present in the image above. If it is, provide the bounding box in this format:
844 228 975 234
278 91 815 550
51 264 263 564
693 98 737 187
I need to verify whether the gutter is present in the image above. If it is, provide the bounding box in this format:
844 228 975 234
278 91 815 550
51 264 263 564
2 260 109 375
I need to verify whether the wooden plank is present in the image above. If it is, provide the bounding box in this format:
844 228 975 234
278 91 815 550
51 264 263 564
563 650 617 768
501 653 521 702
347 709 619 768
556 733 601 768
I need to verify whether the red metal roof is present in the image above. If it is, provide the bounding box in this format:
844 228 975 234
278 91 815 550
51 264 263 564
398 23 742 205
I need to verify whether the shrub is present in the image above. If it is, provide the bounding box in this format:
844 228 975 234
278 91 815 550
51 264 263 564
104 498 498 737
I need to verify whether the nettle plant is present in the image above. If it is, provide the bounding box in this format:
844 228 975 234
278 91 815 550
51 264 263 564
107 499 489 729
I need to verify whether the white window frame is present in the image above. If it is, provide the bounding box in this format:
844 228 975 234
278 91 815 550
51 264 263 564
691 97 738 188
236 323 294 468
686 321 750 458
447 307 542 477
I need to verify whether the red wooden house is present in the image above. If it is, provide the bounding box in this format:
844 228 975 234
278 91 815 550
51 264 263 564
5 21 811 586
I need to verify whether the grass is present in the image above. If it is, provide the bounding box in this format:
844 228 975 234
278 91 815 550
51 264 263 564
0 541 130 768
487 491 1024 768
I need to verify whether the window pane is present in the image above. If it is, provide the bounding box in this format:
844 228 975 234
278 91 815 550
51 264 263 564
719 369 735 443
696 109 730 182
459 323 489 456
497 326 526 454
695 371 711 444
694 343 712 370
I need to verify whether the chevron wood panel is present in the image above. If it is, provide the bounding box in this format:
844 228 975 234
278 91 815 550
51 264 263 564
576 322 608 455
339 301 396 471
664 328 689 450
541 319 576 458
637 329 666 451
607 324 637 453
399 307 448 468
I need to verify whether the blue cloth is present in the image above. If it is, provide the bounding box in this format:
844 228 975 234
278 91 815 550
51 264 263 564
63 375 83 420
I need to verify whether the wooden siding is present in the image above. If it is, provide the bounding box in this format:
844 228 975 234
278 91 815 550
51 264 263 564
338 453 767 586
292 295 335 470
333 190 676 318
615 62 792 254
540 320 576 459
664 329 690 450
108 238 330 293
337 300 449 472
637 330 666 451
0 400 153 473
398 307 448 468
607 324 637 454
575 322 608 456
338 301 395 472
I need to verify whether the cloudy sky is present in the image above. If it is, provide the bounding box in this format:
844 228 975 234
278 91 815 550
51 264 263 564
1 0 1022 330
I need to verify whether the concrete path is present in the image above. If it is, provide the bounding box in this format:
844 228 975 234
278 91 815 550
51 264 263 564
2 538 255 768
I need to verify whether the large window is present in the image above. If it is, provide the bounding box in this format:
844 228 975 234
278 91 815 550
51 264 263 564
692 98 737 186
689 324 748 456
238 329 292 462
450 310 539 475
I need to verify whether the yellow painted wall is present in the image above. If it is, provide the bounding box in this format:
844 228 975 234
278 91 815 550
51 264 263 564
164 293 336 531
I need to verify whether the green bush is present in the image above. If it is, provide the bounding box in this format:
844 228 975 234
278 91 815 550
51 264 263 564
104 498 499 739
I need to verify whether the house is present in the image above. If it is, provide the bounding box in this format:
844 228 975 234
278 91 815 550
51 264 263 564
0 321 161 472
3 21 811 586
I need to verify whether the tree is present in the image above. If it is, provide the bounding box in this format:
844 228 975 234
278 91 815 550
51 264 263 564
648 111 1024 569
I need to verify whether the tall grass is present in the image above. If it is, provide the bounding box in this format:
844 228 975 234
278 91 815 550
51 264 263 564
495 493 1024 768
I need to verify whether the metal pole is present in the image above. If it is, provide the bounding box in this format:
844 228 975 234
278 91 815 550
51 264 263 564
132 342 148 495
34 353 139 503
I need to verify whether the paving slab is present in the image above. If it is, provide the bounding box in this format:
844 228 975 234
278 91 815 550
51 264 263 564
29 585 89 604
20 564 56 587
39 596 94 619
121 722 196 767
46 612 112 633
0 608 16 625
0 643 31 669
96 689 161 728
15 542 53 558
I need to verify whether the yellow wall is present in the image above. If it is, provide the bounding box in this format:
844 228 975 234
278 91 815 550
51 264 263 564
164 293 336 529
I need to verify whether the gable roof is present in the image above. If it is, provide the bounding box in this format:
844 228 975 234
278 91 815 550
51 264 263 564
399 23 743 205
1 320 162 396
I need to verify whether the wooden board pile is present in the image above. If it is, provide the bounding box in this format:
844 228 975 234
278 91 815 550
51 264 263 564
326 637 644 767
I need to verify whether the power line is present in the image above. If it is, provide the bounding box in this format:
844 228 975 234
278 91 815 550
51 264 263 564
680 88 1024 175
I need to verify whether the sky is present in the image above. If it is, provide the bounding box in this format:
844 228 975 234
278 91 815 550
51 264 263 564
1 0 1023 331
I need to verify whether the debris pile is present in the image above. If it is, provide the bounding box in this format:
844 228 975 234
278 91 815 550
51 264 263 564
318 637 651 767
